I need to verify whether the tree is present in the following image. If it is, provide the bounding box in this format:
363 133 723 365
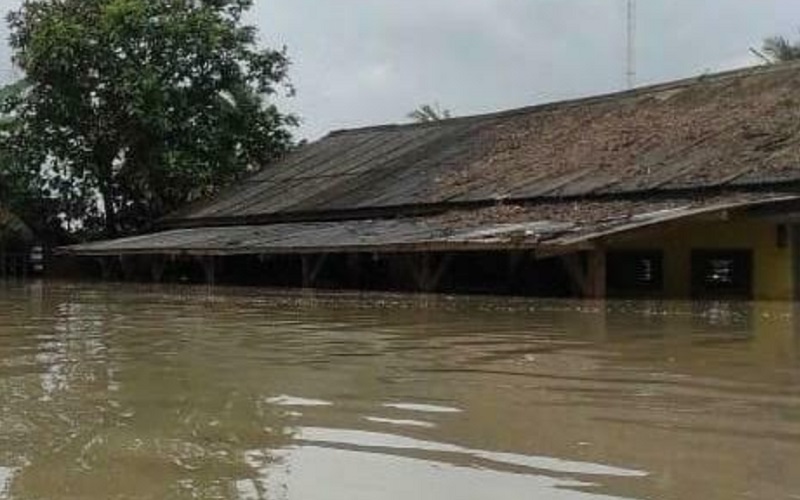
752 35 800 64
408 103 453 123
4 0 297 237
0 80 57 242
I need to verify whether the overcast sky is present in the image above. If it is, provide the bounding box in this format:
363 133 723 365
2 0 800 139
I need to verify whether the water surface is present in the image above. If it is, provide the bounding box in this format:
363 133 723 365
0 282 798 499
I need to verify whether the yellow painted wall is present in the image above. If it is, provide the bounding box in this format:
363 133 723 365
605 216 793 301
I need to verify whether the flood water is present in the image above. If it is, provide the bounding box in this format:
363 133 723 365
0 282 799 499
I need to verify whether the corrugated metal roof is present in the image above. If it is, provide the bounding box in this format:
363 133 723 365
165 63 800 227
63 193 800 256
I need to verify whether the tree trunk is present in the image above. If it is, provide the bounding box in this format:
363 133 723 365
96 150 118 238
99 185 118 238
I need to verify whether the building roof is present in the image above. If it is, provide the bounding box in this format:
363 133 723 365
64 63 800 257
63 192 800 257
165 62 800 228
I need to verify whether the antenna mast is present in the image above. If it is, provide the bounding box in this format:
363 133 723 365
626 0 637 89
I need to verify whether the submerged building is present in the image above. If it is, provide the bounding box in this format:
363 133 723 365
62 63 800 300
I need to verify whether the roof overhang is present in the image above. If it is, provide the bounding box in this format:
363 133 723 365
58 194 800 259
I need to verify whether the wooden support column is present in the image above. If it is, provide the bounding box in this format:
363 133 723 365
429 254 452 292
560 253 586 297
346 253 361 288
301 254 328 289
301 255 311 288
410 253 452 292
507 251 525 293
792 225 800 302
120 255 137 281
150 256 167 283
98 257 113 281
560 250 607 299
585 250 607 300
201 256 216 286
409 254 430 292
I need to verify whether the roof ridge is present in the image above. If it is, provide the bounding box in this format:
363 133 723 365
326 62 800 137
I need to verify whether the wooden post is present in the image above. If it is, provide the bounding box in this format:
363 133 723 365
120 255 137 281
301 254 328 289
560 253 586 297
792 225 800 302
98 257 113 281
585 250 607 300
301 255 311 288
347 253 361 288
150 256 166 283
201 256 216 286
507 251 524 293
410 253 451 293
429 254 452 292
408 254 429 292
560 250 606 299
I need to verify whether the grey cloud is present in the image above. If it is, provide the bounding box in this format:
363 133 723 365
4 0 800 139
256 0 800 138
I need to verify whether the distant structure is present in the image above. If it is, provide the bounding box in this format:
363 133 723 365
626 0 637 88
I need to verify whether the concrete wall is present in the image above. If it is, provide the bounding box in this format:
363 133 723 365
605 215 792 301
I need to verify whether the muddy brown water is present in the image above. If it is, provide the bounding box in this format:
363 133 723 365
0 282 798 499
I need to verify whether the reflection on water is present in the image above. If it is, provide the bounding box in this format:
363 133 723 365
0 469 12 499
292 427 646 477
266 395 334 407
248 444 634 500
383 403 462 414
0 282 799 499
362 417 435 428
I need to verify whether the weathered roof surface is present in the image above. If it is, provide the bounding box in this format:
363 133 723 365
166 63 800 227
63 193 799 256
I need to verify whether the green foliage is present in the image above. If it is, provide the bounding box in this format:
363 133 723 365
0 80 60 244
408 103 453 123
754 35 800 64
3 0 297 238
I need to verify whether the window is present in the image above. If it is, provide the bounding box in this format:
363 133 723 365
691 250 753 299
607 251 664 294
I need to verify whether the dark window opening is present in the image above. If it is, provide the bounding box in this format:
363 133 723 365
607 251 664 295
691 249 753 299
